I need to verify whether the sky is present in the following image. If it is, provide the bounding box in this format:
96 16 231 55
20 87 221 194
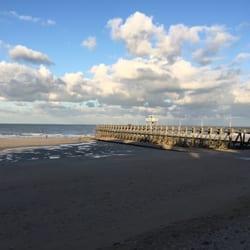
0 0 250 125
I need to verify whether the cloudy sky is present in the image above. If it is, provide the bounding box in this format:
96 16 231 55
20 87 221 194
0 0 250 125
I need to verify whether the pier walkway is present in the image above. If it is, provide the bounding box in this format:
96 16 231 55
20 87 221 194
95 125 250 149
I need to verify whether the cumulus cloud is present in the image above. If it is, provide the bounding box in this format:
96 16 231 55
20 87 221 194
192 26 237 65
107 12 237 65
89 57 243 112
234 52 250 63
0 11 249 124
232 80 250 104
0 61 94 103
5 10 56 26
107 12 163 57
9 45 53 65
0 56 245 109
81 36 97 50
0 57 249 124
0 62 55 101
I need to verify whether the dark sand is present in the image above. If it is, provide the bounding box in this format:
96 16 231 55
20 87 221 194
0 143 250 249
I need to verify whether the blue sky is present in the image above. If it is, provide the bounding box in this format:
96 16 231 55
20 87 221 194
1 0 249 74
0 0 250 124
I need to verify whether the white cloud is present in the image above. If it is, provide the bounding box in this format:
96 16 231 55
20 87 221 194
5 10 56 26
0 61 95 103
0 54 247 114
107 12 162 57
232 81 250 104
0 60 249 124
234 52 250 63
107 12 237 64
0 11 249 124
9 45 53 65
192 26 237 65
81 36 97 50
0 61 54 101
8 10 40 22
43 19 56 26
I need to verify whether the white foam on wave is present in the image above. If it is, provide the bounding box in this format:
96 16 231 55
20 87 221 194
0 134 21 138
21 133 46 137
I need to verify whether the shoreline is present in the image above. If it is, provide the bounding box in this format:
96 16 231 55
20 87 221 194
0 135 95 151
0 135 241 154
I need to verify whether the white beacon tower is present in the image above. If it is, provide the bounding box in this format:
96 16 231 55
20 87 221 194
146 115 158 129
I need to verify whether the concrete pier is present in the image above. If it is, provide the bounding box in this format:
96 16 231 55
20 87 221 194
95 124 250 150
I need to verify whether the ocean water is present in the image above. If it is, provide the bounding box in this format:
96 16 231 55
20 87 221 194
0 124 96 137
0 124 135 165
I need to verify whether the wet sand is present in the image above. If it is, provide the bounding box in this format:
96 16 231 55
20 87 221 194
0 143 250 249
0 136 94 150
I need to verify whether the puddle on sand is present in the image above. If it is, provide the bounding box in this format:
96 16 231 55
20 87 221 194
49 155 60 160
238 157 250 161
0 141 134 165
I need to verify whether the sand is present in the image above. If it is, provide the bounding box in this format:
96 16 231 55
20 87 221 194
0 136 94 150
0 143 250 249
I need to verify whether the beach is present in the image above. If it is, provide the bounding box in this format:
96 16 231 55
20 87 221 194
0 141 250 249
0 136 94 151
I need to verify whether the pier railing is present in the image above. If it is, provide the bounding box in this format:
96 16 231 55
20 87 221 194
95 125 250 149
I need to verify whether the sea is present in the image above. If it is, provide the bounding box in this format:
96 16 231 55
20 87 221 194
0 124 96 137
0 124 135 165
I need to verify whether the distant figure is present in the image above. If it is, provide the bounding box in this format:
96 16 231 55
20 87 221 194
46 135 48 139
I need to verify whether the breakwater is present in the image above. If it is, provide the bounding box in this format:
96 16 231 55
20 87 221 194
95 125 250 150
